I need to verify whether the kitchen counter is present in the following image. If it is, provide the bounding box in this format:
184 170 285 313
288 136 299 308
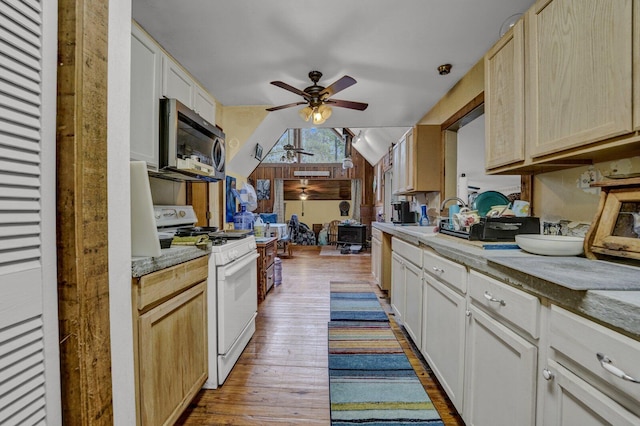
373 222 640 340
131 244 211 277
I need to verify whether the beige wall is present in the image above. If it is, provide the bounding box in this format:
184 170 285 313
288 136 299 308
220 105 270 160
533 157 640 223
284 200 348 228
418 58 484 125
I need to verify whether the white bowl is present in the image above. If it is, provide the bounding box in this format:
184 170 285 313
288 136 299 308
515 234 585 256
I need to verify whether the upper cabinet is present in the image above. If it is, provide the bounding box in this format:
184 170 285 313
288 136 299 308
392 125 442 195
162 57 195 108
162 58 216 124
130 22 217 170
527 0 633 158
484 0 640 174
130 24 162 170
484 17 525 170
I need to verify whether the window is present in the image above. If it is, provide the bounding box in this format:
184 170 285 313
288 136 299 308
262 128 346 163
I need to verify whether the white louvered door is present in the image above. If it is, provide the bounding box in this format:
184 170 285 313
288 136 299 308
0 0 61 424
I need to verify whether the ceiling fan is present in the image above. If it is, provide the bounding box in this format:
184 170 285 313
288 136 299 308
266 71 368 124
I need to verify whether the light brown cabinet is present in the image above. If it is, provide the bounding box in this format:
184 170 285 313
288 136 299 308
132 256 209 426
484 16 525 170
392 125 442 195
527 0 633 158
257 237 277 302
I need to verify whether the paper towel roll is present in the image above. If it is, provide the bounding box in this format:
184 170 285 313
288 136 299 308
457 173 468 205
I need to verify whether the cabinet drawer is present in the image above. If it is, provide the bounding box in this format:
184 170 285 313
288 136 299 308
468 270 540 339
372 227 382 240
422 249 467 294
264 242 276 267
391 237 422 267
266 263 275 291
135 256 208 312
549 305 640 407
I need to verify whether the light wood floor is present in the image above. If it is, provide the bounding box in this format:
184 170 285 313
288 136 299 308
176 245 465 425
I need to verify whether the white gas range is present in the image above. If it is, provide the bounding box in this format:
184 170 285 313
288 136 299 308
154 205 259 388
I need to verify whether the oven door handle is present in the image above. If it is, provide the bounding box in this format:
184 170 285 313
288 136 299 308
223 251 259 278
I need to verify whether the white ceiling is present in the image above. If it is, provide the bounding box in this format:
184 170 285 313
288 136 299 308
131 0 534 173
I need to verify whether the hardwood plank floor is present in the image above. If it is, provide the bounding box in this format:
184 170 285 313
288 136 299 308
176 245 465 425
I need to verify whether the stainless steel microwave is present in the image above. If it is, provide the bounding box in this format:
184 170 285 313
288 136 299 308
157 98 225 182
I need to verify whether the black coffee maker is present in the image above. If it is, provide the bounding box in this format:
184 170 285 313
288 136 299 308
391 201 417 224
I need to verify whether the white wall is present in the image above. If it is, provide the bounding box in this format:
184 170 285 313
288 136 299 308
457 115 521 196
108 1 137 424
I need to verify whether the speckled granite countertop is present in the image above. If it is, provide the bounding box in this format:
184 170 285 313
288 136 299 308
373 222 640 340
131 245 211 278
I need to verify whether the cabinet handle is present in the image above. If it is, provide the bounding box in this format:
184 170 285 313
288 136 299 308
596 353 640 383
432 267 445 274
483 291 506 306
465 309 471 317
542 368 554 381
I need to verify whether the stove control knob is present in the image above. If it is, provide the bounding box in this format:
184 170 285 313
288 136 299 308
178 210 186 217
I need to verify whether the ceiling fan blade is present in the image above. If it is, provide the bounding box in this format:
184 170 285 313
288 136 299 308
321 75 356 98
270 81 311 99
325 98 369 111
266 101 307 112
299 151 314 156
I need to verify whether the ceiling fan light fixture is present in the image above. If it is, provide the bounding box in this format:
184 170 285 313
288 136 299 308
299 189 308 200
311 106 328 125
319 104 332 120
299 106 313 121
342 156 354 169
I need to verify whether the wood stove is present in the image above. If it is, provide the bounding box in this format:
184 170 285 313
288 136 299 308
337 224 367 248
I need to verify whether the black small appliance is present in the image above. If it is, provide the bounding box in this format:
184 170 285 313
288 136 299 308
391 201 417 224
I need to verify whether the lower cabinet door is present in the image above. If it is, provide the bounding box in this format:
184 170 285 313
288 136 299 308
422 276 466 413
464 305 537 426
542 360 640 426
138 282 208 426
403 261 423 348
391 252 405 324
371 237 381 287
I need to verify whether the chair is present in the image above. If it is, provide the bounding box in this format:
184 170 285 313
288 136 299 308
276 220 294 258
289 214 316 246
328 220 340 245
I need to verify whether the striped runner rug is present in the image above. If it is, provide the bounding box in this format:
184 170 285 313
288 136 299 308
330 281 389 322
328 314 444 425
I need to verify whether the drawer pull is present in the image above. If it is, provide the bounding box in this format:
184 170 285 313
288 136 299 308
432 267 445 274
542 368 554 381
596 353 640 383
484 291 506 306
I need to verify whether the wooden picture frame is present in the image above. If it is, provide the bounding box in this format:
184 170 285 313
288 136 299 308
254 143 263 161
586 178 640 261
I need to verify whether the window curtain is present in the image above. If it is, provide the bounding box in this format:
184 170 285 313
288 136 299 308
273 179 285 222
351 179 362 221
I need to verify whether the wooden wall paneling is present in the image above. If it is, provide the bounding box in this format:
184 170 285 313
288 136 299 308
57 0 113 423
187 182 209 226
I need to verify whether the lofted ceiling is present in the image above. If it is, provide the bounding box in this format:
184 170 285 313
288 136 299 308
131 0 534 173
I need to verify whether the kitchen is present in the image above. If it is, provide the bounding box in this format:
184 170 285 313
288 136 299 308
2 1 640 425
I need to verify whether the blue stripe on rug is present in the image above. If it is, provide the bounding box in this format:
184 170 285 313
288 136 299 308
329 354 413 371
330 291 389 321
